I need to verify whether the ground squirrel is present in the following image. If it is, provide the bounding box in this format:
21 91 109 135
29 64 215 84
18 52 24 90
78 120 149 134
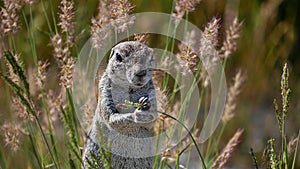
83 41 158 169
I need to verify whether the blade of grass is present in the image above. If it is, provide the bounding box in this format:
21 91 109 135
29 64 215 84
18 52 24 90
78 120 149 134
61 107 82 167
61 107 78 151
28 130 43 169
49 0 58 34
158 111 207 169
41 0 54 35
66 89 80 145
22 8 38 65
0 140 8 169
8 35 17 53
40 89 61 169
291 131 300 169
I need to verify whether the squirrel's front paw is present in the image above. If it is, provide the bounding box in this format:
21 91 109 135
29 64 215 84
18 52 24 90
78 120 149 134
138 96 150 111
134 109 155 124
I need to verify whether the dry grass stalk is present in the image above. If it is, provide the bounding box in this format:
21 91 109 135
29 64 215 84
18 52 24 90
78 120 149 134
1 122 25 152
155 88 170 113
219 17 243 58
212 129 244 169
153 88 172 135
133 33 149 45
110 0 135 33
199 25 220 87
95 0 111 21
12 97 35 122
60 57 75 89
203 17 220 47
176 43 199 74
58 0 75 33
90 19 110 49
173 0 201 22
287 137 299 157
27 66 39 96
52 9 77 89
81 98 96 130
46 90 64 122
197 18 221 86
51 33 75 89
91 0 134 48
22 0 35 5
222 70 246 123
176 30 200 75
152 69 165 88
36 60 49 89
110 0 134 20
51 33 69 65
0 0 23 35
40 90 64 131
90 0 111 32
90 0 112 48
58 0 75 45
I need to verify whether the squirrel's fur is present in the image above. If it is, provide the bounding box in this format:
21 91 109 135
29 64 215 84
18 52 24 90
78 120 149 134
82 41 157 169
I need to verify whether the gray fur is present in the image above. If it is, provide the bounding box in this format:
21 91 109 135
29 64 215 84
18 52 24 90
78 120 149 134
83 41 157 169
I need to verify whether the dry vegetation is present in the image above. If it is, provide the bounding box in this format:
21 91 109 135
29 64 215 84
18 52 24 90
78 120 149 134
0 0 299 168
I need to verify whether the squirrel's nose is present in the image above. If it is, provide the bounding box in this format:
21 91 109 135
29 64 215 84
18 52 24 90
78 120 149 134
136 70 147 77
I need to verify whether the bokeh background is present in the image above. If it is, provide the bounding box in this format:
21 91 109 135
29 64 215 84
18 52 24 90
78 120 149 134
0 0 299 168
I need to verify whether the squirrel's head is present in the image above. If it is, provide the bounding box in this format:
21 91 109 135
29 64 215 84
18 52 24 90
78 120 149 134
107 41 154 87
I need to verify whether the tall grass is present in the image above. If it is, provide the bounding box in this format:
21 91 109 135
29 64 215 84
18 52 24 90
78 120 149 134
250 64 300 169
0 0 298 169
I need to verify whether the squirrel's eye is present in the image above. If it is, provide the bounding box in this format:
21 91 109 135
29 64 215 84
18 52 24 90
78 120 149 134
116 53 123 62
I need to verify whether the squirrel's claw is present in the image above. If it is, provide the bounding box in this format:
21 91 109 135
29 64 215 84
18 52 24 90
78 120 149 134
138 96 150 110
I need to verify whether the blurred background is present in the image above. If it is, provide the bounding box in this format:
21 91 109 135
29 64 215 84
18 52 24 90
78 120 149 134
0 0 299 168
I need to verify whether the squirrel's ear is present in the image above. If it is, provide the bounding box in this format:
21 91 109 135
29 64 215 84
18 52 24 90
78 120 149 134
109 50 115 59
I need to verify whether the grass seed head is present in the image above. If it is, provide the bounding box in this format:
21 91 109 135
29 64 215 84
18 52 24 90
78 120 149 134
173 0 201 23
1 122 24 152
91 0 134 48
58 0 75 44
51 33 67 65
212 129 244 169
12 97 34 122
176 30 199 75
0 0 23 35
60 57 75 89
134 33 149 45
36 60 49 89
203 17 221 48
219 17 243 58
222 70 246 123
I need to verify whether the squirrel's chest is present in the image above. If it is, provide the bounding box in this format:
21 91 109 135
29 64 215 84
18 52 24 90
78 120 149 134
111 84 146 114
